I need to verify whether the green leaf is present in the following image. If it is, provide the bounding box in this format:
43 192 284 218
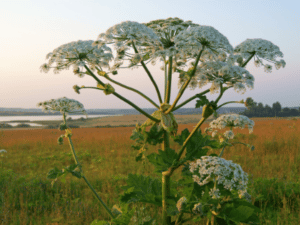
64 164 82 179
147 147 178 173
120 174 163 207
222 199 261 224
145 125 164 145
90 220 110 225
228 205 254 222
195 95 210 108
47 167 65 179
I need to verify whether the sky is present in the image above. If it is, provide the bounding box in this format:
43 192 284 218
1 0 299 110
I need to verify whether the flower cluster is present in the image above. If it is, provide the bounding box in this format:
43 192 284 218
93 21 162 71
40 40 113 76
189 156 250 200
143 17 199 60
234 38 286 72
37 97 87 116
175 25 233 56
205 114 255 141
178 53 255 94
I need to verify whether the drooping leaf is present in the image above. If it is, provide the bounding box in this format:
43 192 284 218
120 174 163 207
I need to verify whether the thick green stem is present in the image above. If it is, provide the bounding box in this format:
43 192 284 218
164 61 168 101
165 48 205 114
131 42 163 104
162 130 171 225
165 56 173 104
83 65 160 123
63 114 115 219
95 67 159 109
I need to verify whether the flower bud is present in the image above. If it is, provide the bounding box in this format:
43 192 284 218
58 135 64 145
73 85 80 94
97 71 107 77
112 70 118 75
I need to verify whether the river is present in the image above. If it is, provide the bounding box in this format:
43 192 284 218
0 114 122 127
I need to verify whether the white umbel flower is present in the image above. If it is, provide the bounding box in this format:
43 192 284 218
234 38 285 71
175 25 234 55
37 97 87 116
208 114 255 134
189 156 249 200
40 40 113 76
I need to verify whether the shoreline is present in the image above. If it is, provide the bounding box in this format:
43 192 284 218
1 114 299 131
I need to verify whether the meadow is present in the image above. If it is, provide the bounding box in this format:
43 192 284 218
0 115 300 224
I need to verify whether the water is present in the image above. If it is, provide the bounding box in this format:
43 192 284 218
0 114 122 127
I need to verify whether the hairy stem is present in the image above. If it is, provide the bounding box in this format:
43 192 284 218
63 114 115 219
162 130 171 225
165 56 173 103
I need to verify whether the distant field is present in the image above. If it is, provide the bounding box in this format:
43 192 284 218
0 116 300 224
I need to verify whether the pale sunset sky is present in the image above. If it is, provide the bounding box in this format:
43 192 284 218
1 0 299 109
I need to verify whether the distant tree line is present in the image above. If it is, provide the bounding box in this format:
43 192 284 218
238 98 300 118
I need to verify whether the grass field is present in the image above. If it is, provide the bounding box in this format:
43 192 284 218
0 115 300 224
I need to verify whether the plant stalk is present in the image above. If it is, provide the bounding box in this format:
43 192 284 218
162 130 172 225
63 114 115 219
165 47 205 114
83 65 160 123
95 67 159 109
165 56 173 104
131 42 163 104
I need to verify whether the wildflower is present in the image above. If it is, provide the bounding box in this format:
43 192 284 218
0 149 7 153
189 156 249 200
208 114 255 136
40 40 113 77
234 38 285 70
174 25 234 55
37 97 87 117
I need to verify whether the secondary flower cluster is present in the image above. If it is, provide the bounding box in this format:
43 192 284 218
205 114 255 141
190 57 255 94
234 38 286 73
37 97 87 116
189 156 249 200
40 40 113 76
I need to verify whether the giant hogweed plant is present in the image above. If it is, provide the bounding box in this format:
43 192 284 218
39 18 286 225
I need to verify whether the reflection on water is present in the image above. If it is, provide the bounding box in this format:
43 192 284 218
6 122 45 127
0 114 121 122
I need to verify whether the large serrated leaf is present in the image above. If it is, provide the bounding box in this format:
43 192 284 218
145 125 164 145
120 174 163 207
146 148 178 173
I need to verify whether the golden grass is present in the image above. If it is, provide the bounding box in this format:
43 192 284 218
0 116 299 224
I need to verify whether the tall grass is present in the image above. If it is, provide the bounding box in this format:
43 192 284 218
0 117 300 224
